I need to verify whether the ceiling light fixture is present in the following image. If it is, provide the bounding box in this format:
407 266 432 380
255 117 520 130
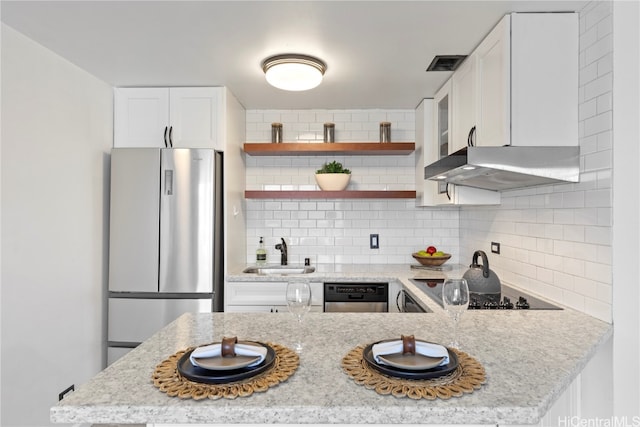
262 54 326 91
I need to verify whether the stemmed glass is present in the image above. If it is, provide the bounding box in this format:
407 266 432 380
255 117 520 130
442 278 470 349
286 280 312 353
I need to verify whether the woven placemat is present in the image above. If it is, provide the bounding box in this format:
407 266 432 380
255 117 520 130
341 345 485 400
152 342 299 400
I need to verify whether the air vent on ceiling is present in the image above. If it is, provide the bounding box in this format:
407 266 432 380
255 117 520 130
426 55 467 72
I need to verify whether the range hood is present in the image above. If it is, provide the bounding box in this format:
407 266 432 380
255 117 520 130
424 146 580 191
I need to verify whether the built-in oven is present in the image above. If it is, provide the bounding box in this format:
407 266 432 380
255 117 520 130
323 282 388 312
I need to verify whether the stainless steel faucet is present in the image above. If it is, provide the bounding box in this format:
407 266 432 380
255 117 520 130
275 238 288 265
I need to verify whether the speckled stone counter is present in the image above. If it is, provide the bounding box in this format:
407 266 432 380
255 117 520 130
51 307 611 425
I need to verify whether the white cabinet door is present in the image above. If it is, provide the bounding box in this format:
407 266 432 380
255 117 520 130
475 15 510 147
114 88 169 148
415 97 450 206
415 98 500 206
510 13 578 147
449 184 500 205
114 87 222 150
451 54 476 153
225 281 323 312
169 87 222 150
224 305 286 313
225 305 323 313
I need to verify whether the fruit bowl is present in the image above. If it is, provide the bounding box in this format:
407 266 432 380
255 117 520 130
412 252 452 266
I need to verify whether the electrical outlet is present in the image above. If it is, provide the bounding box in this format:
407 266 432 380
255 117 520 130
491 242 500 254
370 234 379 249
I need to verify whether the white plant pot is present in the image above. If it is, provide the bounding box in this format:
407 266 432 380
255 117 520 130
315 173 351 191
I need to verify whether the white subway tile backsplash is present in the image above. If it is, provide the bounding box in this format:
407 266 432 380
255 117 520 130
579 98 597 120
583 111 612 136
597 130 612 151
583 73 613 101
598 53 613 77
585 225 611 245
583 0 611 30
584 188 612 207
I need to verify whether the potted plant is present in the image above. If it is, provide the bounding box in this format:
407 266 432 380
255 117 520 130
315 160 351 191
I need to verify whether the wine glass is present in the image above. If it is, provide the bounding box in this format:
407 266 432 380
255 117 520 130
442 278 470 349
286 280 312 353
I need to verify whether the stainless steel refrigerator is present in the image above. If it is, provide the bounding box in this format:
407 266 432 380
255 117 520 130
107 148 223 365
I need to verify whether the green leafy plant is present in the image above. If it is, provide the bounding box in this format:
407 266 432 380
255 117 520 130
316 160 351 174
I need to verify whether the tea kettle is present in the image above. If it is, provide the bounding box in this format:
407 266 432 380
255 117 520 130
462 250 501 302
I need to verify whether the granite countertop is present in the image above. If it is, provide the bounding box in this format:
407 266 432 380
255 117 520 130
51 281 612 425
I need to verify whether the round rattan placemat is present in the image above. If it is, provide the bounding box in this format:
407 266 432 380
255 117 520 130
152 342 299 400
341 345 486 400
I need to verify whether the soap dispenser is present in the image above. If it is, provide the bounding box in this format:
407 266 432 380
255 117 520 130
256 237 267 265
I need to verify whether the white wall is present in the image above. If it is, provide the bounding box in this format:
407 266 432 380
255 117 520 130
611 0 640 418
221 89 248 278
1 24 113 426
244 109 461 270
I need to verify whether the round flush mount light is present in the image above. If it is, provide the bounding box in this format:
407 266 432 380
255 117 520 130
262 54 326 91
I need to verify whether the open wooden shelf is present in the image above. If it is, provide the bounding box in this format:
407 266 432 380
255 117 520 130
245 190 416 199
243 142 415 156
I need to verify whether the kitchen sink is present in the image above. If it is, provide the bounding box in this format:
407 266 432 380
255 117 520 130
242 265 316 275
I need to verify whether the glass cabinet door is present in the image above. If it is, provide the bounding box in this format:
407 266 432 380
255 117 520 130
435 82 451 196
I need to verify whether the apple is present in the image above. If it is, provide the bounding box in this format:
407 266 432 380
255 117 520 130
426 246 437 255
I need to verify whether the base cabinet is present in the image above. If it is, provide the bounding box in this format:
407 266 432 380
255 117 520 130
225 281 323 312
224 305 323 313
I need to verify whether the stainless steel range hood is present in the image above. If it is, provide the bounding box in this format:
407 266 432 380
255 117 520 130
424 146 580 191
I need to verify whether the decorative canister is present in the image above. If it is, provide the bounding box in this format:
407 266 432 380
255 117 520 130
323 123 335 143
380 122 391 143
271 123 283 143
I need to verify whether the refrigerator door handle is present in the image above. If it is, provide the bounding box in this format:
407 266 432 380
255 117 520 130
164 170 174 195
169 126 173 147
163 126 169 148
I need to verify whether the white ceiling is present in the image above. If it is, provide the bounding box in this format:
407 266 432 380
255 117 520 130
1 0 587 110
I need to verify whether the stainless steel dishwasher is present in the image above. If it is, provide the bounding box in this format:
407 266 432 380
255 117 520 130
323 282 388 312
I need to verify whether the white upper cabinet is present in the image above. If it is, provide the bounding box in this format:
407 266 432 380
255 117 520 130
444 12 578 150
114 87 223 150
416 97 447 206
475 15 510 147
415 98 500 206
114 88 169 148
169 88 222 149
451 54 477 153
510 13 578 147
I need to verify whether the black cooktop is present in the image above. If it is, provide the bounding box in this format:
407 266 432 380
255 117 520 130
409 278 563 310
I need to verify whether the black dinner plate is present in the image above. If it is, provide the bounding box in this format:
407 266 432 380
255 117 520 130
362 340 458 380
177 341 276 384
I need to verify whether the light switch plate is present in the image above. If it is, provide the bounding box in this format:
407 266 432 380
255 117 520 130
491 242 500 254
370 234 379 249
